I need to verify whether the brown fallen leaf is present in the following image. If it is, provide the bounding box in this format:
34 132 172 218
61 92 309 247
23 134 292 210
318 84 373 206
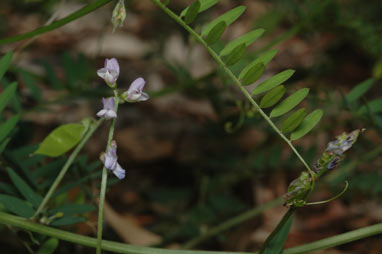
103 201 162 246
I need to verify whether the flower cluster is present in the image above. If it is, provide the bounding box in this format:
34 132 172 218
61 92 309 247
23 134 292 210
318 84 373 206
283 129 364 207
96 58 149 179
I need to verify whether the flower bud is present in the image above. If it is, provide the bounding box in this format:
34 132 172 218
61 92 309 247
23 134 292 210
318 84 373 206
112 0 126 32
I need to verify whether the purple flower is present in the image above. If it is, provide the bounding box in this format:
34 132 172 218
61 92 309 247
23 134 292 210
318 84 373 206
122 77 149 102
96 97 117 119
97 58 120 87
100 141 125 179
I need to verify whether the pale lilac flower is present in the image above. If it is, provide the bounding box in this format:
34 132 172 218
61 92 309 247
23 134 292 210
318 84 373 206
97 58 120 87
100 141 125 179
122 77 149 102
96 97 117 119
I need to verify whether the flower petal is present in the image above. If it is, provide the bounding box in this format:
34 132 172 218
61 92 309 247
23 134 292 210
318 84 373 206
96 109 107 118
104 153 117 170
107 58 120 75
138 92 150 101
128 77 145 93
97 68 107 79
105 110 117 119
112 163 126 179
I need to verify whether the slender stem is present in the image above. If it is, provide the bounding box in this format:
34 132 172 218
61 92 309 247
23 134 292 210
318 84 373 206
182 198 284 249
96 89 119 254
0 0 112 46
1 212 381 254
150 0 313 177
32 118 104 219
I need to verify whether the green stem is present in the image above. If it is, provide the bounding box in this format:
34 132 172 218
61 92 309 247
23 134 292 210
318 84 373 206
32 118 104 219
150 0 313 177
96 89 119 254
182 198 284 249
0 0 113 46
0 212 381 254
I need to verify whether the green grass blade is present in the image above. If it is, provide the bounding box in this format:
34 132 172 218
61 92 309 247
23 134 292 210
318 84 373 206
0 82 17 115
7 167 43 208
0 114 20 142
0 51 13 80
263 215 293 254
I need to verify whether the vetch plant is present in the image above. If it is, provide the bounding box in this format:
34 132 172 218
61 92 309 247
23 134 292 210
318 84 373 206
0 1 381 254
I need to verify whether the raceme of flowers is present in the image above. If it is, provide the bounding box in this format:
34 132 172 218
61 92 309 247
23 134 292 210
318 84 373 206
97 58 149 179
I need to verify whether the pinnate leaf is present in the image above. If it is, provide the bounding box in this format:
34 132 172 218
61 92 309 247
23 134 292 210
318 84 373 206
223 43 246 66
0 194 35 218
220 29 265 56
0 51 13 80
260 85 286 108
281 108 307 133
35 123 87 157
242 63 265 86
201 6 246 37
180 0 220 17
252 69 295 95
205 21 226 45
184 0 201 24
0 82 17 115
7 167 42 208
270 88 309 118
290 109 323 141
239 49 278 79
